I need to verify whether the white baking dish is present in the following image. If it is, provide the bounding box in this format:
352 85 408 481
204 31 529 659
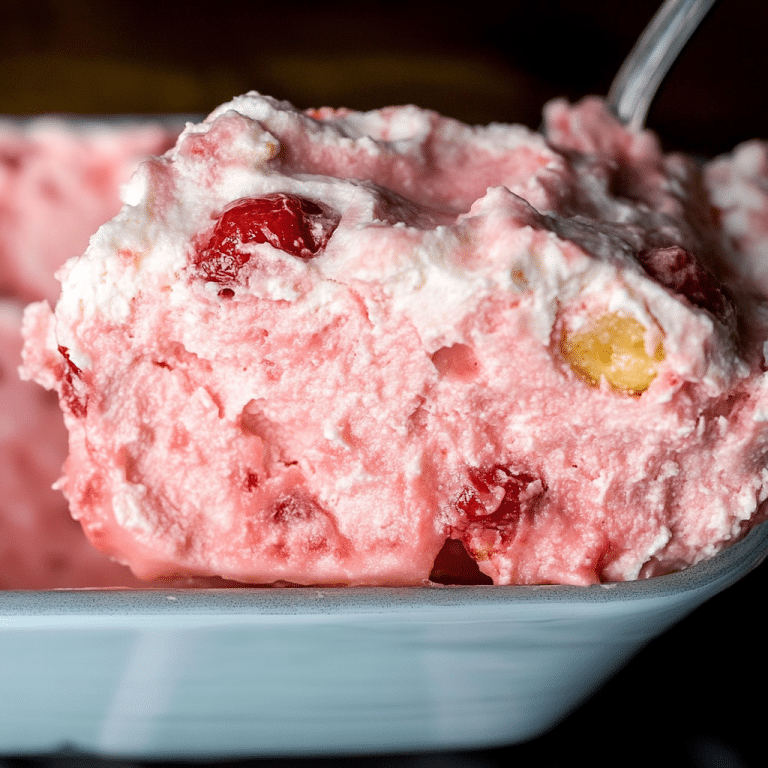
1 520 766 759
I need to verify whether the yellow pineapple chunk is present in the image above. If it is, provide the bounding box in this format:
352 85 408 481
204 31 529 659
561 312 665 394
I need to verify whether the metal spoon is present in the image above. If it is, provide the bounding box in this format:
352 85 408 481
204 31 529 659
607 0 719 130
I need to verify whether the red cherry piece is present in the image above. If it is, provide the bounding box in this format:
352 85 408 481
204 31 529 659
244 471 259 492
270 494 319 524
456 465 543 530
266 493 343 557
637 246 734 324
57 345 87 418
194 193 340 285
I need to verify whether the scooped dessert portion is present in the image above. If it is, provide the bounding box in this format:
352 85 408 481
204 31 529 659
20 92 768 586
0 299 148 589
0 119 178 305
704 139 768 299
0 118 178 589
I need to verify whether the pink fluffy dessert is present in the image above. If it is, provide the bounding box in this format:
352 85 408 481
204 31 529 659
0 118 177 304
20 93 768 586
704 140 768 298
0 299 145 588
1 118 178 589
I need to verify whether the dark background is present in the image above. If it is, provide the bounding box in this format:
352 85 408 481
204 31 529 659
1 0 767 156
1 1 767 766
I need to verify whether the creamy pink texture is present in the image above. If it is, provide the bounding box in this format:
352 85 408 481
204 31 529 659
0 300 145 588
21 93 768 586
0 119 177 304
705 140 768 299
0 119 179 589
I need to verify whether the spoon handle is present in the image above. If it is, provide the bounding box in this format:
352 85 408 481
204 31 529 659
607 0 719 130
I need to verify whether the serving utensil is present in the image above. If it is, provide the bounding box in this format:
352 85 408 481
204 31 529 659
607 0 719 129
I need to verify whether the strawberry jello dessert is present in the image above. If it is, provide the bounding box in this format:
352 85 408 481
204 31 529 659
704 139 768 299
20 92 768 586
0 118 178 589
0 119 178 305
0 299 146 588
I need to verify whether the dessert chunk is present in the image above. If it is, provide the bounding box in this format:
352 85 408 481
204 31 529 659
0 119 177 303
21 93 768 586
0 300 143 588
0 118 177 588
